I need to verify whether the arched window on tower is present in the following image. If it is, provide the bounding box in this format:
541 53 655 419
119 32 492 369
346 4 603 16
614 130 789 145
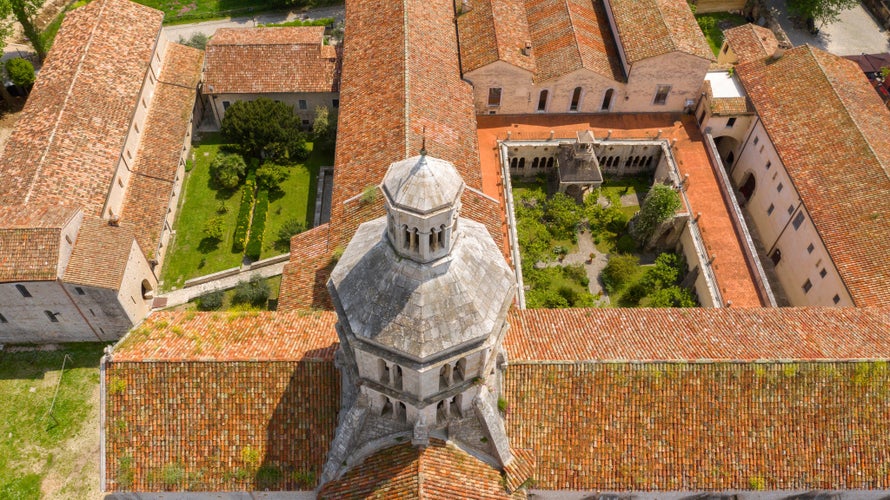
601 88 615 111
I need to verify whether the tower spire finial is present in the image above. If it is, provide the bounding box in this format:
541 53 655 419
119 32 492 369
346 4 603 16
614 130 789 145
420 126 427 156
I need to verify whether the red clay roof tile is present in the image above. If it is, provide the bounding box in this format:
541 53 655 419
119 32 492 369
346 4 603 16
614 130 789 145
723 23 779 63
607 0 714 64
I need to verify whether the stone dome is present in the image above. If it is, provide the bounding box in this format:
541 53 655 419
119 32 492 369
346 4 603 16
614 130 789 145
382 155 464 214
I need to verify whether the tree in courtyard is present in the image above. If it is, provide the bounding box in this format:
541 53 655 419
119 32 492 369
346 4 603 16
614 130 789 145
787 0 858 29
312 105 337 153
177 32 208 50
221 98 308 162
255 162 289 192
210 152 246 190
5 58 35 95
232 274 270 307
275 218 305 252
8 0 47 62
630 183 682 247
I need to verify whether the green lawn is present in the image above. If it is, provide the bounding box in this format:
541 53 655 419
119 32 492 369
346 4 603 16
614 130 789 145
261 145 329 259
160 133 243 291
0 343 107 499
696 12 749 55
137 0 341 25
161 135 330 291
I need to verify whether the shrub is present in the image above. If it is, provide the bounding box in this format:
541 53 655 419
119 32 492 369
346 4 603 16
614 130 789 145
5 58 35 89
202 216 225 241
232 175 256 252
210 152 246 190
644 286 697 307
162 462 185 487
177 32 208 50
601 254 639 294
360 185 378 204
245 190 269 261
232 274 270 307
276 218 306 252
215 201 229 214
631 184 681 246
196 290 223 311
256 163 289 191
616 233 636 253
640 252 684 290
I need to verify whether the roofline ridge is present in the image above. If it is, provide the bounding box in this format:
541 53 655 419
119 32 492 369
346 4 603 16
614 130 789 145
652 0 678 55
24 0 112 206
563 0 585 71
807 45 890 182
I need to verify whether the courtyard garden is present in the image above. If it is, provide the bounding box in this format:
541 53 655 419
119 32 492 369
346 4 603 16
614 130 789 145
160 99 335 291
513 173 697 308
695 11 749 55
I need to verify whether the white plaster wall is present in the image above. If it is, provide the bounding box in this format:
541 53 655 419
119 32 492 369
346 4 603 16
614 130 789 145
115 242 156 324
65 284 132 340
0 281 95 342
535 68 624 114
731 120 796 247
465 61 535 115
209 92 339 128
618 53 711 113
57 210 84 278
707 115 752 147
772 206 852 306
678 225 717 307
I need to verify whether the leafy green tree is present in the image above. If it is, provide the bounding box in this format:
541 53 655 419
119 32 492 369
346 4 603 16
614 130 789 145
10 0 46 62
600 254 639 294
645 286 697 307
177 32 208 50
787 0 858 29
544 192 583 241
256 162 289 191
312 105 337 153
639 252 683 290
221 98 308 162
5 58 34 94
202 215 225 241
275 218 305 252
630 183 681 247
210 152 246 190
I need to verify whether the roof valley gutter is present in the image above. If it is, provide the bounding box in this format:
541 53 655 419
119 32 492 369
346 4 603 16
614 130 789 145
24 0 111 206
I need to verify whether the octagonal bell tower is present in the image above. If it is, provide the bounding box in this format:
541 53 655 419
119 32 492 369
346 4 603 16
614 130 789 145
322 154 516 485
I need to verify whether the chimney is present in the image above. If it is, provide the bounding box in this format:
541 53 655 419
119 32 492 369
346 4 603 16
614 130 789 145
521 41 532 56
771 41 792 61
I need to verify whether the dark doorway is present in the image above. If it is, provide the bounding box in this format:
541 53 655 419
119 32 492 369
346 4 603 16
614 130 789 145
739 173 756 202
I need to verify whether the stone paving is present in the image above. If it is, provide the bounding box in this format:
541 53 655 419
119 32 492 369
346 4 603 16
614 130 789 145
764 0 890 55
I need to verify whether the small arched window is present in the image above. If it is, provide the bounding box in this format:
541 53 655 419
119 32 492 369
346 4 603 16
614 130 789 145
531 158 539 169
510 157 518 169
570 87 583 111
601 88 615 111
547 157 554 168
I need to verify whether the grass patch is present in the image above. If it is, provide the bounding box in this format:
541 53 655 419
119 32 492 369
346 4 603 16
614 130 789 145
143 0 342 25
260 145 328 259
160 133 243 290
696 12 749 55
0 343 106 499
190 275 282 311
260 16 334 27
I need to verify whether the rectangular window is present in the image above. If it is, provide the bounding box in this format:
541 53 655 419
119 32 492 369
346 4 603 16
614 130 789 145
787 205 794 215
765 161 771 170
833 294 840 304
488 88 502 107
65 235 72 244
777 182 784 193
45 310 59 323
726 117 736 128
767 203 775 215
0 313 6 323
807 243 814 254
792 211 805 230
15 284 31 298
653 85 671 105
75 287 85 295
722 44 729 54
332 99 339 109
134 122 140 133
820 268 827 278
302 119 310 126
299 99 307 110
222 101 231 110
802 279 813 294
753 136 759 145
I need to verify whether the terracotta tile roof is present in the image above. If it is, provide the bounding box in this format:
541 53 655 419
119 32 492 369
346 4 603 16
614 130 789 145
723 23 779 63
63 216 135 289
0 0 163 215
606 0 714 64
503 448 536 492
328 0 482 248
505 307 890 362
702 79 754 115
120 43 204 255
277 224 335 311
0 204 81 282
525 0 624 82
457 0 536 74
111 310 338 361
737 46 890 306
203 27 340 94
104 359 339 491
505 361 890 490
318 439 522 499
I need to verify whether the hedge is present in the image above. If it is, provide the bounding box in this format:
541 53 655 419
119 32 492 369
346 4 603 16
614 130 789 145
232 174 256 253
245 190 269 261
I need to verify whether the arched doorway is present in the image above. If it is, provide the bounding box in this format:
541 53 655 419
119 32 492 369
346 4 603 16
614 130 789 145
739 172 756 202
713 136 739 169
141 279 154 300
